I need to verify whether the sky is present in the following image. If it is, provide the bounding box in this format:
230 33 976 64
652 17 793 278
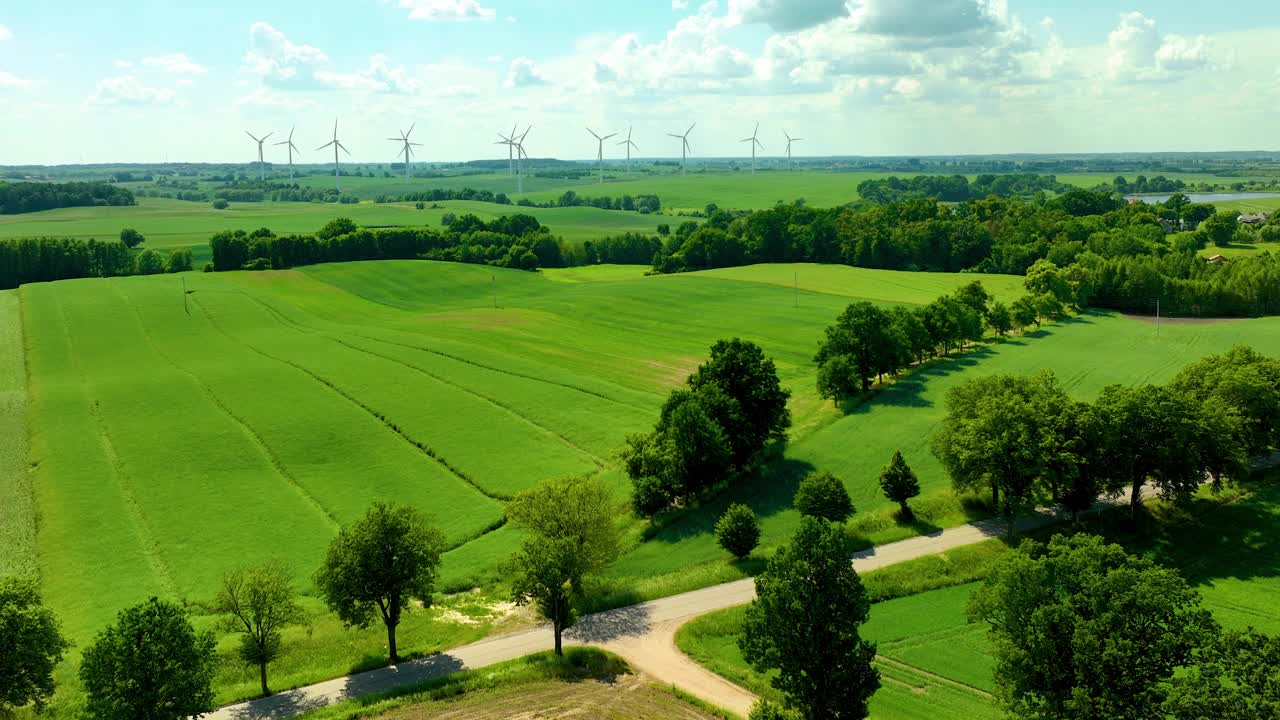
1 0 1278 165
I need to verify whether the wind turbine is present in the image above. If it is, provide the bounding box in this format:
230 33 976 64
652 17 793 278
667 123 695 175
740 123 764 174
273 126 300 180
586 127 617 185
245 130 273 180
617 126 638 175
495 123 517 175
388 123 422 180
315 119 350 192
513 126 531 193
783 130 803 171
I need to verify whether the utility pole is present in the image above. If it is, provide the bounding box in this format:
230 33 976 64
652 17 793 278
492 275 497 309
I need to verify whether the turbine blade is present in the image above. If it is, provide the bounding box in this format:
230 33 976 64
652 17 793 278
316 140 335 151
245 130 258 142
407 122 415 137
264 132 274 141
686 123 696 135
603 133 617 140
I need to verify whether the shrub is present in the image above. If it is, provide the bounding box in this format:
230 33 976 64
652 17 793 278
212 199 229 210
794 471 854 522
749 700 801 720
165 248 193 273
442 212 457 227
242 257 273 271
202 262 214 273
415 201 426 210
119 228 145 248
715 503 760 559
135 249 165 275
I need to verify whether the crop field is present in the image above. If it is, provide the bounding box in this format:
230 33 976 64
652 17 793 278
0 196 673 266
9 260 1280 711
676 482 1280 718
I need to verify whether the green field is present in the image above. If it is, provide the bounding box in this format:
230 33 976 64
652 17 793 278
9 260 1280 714
0 196 674 266
676 481 1280 718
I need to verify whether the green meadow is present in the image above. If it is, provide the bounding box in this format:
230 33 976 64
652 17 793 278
8 260 1280 712
676 481 1280 719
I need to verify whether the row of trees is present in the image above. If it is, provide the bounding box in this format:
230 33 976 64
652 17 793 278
813 279 1069 402
622 339 791 516
856 173 1071 204
2 476 624 718
0 181 135 214
0 237 190 289
393 188 663 214
932 346 1280 532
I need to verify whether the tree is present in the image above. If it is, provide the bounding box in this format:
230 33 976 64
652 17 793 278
165 248 193 273
213 561 304 697
878 451 921 521
715 503 761 558
687 338 791 468
1033 292 1064 324
1010 295 1039 330
740 518 880 719
212 198 230 210
815 354 861 405
968 534 1218 720
1165 628 1280 720
80 597 217 720
658 388 734 499
318 216 358 240
953 280 991 318
135 248 165 275
0 577 70 713
932 371 1067 534
119 227 145 248
1170 345 1280 456
987 301 1013 336
507 476 621 654
1200 210 1239 247
1024 258 1072 304
314 502 445 662
815 302 899 392
793 470 854 523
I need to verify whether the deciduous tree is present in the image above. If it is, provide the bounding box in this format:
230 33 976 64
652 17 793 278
794 470 854 523
214 561 304 696
0 577 70 713
878 451 921 521
715 503 761 559
314 502 445 662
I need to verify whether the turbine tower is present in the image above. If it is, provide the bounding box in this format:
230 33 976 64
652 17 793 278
245 130 273 180
586 127 617 185
495 123 517 175
783 130 803 171
617 126 638 175
667 123 694 175
740 123 764 174
388 123 422 180
513 126 531 193
315 119 350 192
273 126 300 180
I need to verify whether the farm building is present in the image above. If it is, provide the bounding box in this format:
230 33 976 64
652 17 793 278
1238 212 1270 225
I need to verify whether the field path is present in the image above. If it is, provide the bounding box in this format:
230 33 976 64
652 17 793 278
206 503 1098 720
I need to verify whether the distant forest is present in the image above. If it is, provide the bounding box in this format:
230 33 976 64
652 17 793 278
856 174 1072 203
0 182 136 214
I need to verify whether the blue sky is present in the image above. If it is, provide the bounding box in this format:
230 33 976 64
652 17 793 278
1 1 1278 165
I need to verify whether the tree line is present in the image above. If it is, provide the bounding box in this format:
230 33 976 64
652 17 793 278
2 473 624 719
0 234 191 290
391 188 663 214
0 181 136 214
856 173 1071 204
932 345 1280 532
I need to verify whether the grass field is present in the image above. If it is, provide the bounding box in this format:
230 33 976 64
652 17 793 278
0 290 35 579
9 260 1280 715
0 197 674 266
675 482 1280 718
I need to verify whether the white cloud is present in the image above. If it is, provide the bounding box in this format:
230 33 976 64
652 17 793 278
591 5 752 93
0 70 30 89
1106 12 1209 81
142 53 208 75
848 0 1008 46
234 87 318 111
396 0 496 22
0 24 12 41
242 22 329 87
729 0 849 32
505 57 548 87
672 0 688 8
114 59 134 69
315 54 420 93
89 75 176 106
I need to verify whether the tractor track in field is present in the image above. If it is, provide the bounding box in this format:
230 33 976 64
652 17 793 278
49 293 180 598
332 336 606 468
235 289 650 412
192 295 512 503
873 655 993 698
114 285 342 531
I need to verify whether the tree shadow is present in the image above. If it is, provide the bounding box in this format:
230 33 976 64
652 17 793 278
567 603 653 643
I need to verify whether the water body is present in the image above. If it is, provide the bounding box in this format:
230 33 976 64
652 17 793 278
1126 192 1280 204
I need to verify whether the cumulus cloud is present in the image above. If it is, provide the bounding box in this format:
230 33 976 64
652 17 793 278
672 0 688 8
505 57 548 87
396 0 496 22
0 24 12 41
848 0 1008 45
316 54 420 93
241 22 329 87
592 5 752 92
142 53 208 75
1107 12 1209 81
89 75 176 106
729 0 849 32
